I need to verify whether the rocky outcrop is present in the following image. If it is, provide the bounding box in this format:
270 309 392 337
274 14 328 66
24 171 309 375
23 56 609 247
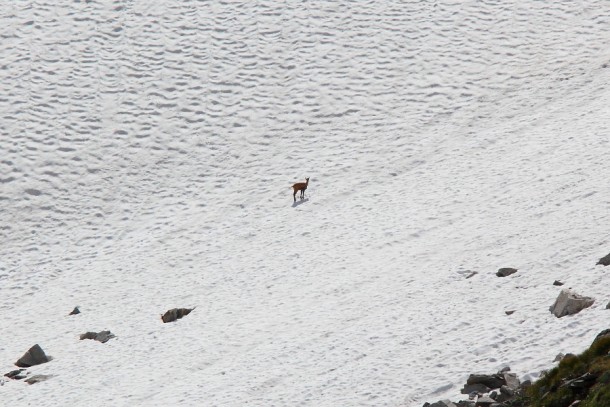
69 306 80 315
423 400 457 407
162 307 194 323
15 344 51 368
80 330 116 343
549 289 595 318
428 367 525 407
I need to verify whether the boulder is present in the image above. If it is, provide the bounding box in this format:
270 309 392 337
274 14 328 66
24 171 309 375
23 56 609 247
496 268 518 277
596 252 610 266
69 306 80 315
461 383 491 395
503 372 520 391
549 289 595 318
466 373 505 389
80 330 116 343
474 395 495 406
425 400 457 407
162 307 194 323
553 280 564 286
15 344 50 368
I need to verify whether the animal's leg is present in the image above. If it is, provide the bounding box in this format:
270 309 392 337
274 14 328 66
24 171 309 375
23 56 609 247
293 190 297 202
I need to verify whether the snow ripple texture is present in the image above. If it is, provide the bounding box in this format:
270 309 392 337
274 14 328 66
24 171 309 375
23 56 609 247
1 1 610 406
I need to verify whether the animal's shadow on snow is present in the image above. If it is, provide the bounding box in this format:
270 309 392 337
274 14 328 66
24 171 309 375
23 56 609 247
292 198 309 208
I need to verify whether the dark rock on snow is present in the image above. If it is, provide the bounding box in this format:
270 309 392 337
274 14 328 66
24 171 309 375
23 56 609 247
162 307 194 323
466 373 506 390
423 400 457 407
80 330 116 343
460 383 491 395
15 344 51 368
496 267 518 277
69 306 80 315
4 368 27 380
596 252 610 266
553 280 564 286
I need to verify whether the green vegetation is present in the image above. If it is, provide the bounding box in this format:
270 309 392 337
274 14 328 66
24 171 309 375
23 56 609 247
525 335 610 407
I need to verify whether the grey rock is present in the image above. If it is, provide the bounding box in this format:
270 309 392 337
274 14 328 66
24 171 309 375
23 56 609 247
80 330 116 343
606 301 610 310
504 310 515 315
427 400 457 407
496 268 518 277
549 289 595 318
162 307 194 323
554 353 565 362
461 383 491 395
503 372 520 391
69 306 80 315
15 344 50 368
466 373 505 389
553 280 564 286
474 395 495 406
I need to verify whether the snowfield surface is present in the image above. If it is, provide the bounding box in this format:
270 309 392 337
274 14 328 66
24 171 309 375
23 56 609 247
2 1 610 406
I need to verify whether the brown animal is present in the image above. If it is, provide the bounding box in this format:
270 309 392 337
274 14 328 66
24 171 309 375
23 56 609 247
292 177 309 202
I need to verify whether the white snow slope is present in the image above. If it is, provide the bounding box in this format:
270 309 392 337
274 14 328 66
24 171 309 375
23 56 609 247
1 1 610 406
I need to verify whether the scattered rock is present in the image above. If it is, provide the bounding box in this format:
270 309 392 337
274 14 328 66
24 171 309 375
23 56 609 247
161 307 194 323
554 353 565 362
69 306 80 315
502 372 520 391
466 373 505 390
553 280 564 286
15 344 51 368
461 383 491 395
549 289 595 318
25 374 53 385
474 395 495 406
4 368 27 380
423 400 457 407
505 310 515 315
496 268 517 277
596 252 610 266
606 301 610 310
80 330 116 343
465 271 478 279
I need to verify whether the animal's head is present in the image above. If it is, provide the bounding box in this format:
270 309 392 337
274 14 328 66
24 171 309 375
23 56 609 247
305 177 310 182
